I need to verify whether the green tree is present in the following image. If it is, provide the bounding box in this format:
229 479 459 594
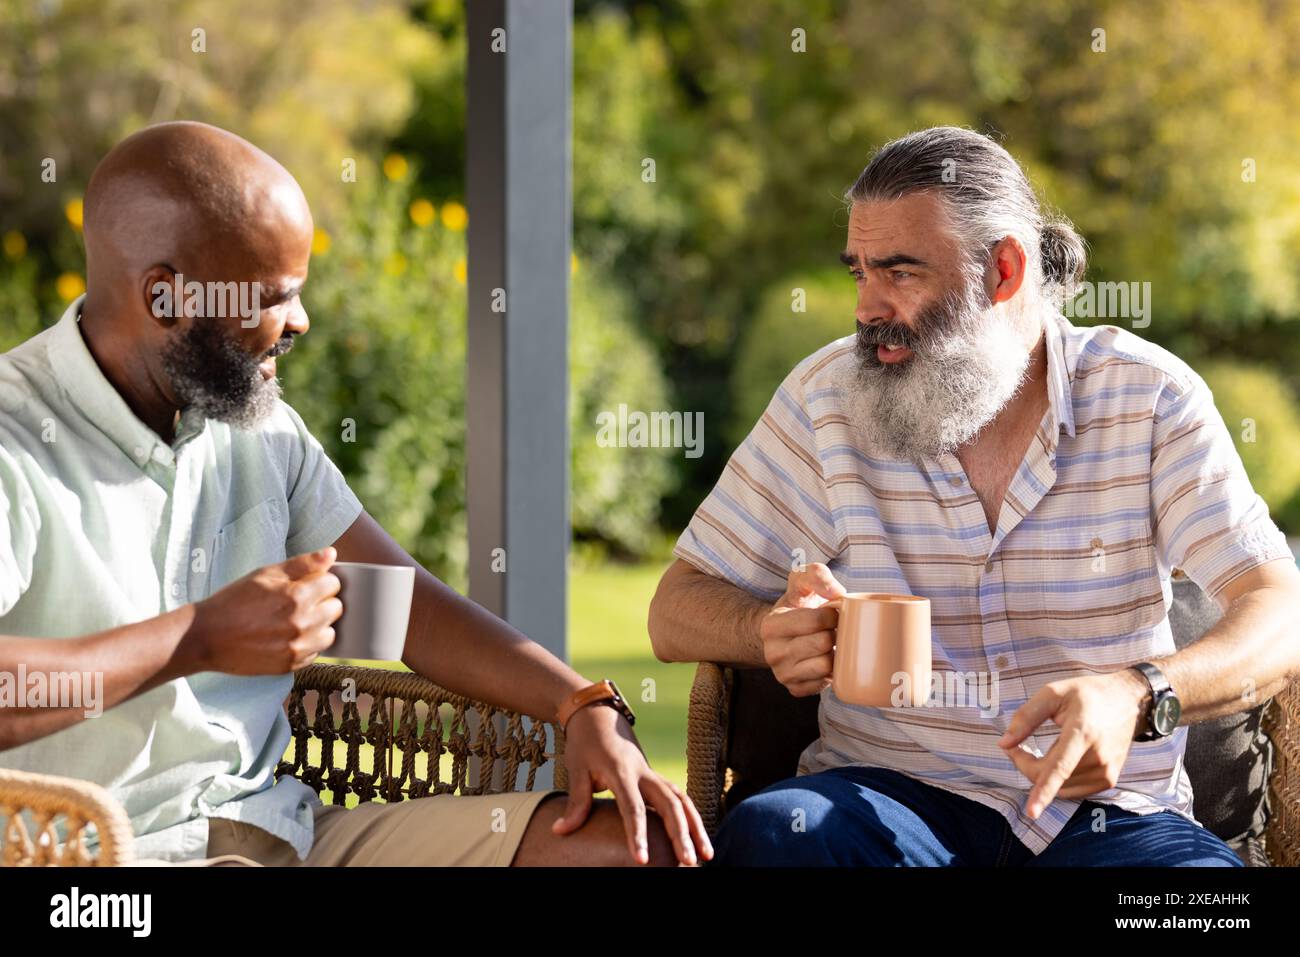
1197 361 1300 518
570 262 678 555
0 0 438 247
730 268 855 447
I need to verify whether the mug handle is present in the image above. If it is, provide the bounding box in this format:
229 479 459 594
822 598 844 660
821 600 842 676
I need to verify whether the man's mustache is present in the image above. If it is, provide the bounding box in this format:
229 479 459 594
264 335 295 359
856 321 919 351
856 291 970 356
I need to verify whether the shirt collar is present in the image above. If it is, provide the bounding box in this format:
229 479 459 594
46 295 207 470
1041 307 1077 446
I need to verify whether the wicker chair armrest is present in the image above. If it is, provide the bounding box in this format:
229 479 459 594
279 662 567 806
686 662 732 836
0 767 135 867
1265 676 1300 866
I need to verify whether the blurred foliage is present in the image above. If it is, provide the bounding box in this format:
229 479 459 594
571 263 678 556
571 8 693 292
0 0 439 247
0 252 44 352
626 0 1300 339
1197 361 1300 531
275 170 470 586
4 0 1300 552
729 268 854 448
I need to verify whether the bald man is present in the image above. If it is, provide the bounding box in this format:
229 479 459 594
0 122 710 867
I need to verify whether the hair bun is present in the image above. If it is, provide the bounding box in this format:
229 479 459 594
1040 221 1087 295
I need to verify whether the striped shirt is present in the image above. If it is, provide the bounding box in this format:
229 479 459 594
674 310 1293 854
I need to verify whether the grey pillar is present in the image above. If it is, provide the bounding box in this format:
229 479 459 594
466 0 571 667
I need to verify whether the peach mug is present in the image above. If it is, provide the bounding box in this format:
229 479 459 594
827 592 932 708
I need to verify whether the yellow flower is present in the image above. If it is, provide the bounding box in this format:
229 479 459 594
440 200 467 232
409 198 435 228
384 251 408 276
571 252 579 276
453 257 467 285
56 272 86 301
312 229 331 255
2 231 26 259
65 198 83 231
383 154 409 182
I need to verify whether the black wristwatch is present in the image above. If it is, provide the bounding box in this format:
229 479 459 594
1130 661 1181 741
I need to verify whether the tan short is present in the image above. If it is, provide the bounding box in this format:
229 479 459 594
135 790 564 867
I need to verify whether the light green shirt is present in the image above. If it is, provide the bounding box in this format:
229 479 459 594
0 297 364 861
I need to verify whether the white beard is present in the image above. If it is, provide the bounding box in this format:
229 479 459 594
838 281 1038 464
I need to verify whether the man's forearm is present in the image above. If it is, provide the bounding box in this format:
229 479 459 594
399 569 589 723
0 606 203 751
1155 584 1300 724
648 558 770 667
330 510 587 722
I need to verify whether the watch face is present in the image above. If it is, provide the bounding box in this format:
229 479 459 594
603 678 635 725
1153 694 1181 735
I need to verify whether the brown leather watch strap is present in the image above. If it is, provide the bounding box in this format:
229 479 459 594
556 680 619 731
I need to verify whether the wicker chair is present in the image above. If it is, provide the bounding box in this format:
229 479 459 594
686 663 1299 867
0 662 566 866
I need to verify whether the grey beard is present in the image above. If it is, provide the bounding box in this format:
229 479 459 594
160 319 283 431
838 281 1035 464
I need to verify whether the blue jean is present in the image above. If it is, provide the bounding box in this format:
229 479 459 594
710 766 1242 866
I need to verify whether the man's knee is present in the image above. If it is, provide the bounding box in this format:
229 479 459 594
590 799 678 866
1035 806 1247 867
711 786 845 865
513 795 678 866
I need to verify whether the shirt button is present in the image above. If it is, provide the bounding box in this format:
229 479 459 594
984 560 995 574
133 445 147 462
995 655 1009 669
152 446 172 465
1090 537 1104 550
948 476 963 487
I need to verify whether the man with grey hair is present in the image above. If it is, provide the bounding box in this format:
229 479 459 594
649 126 1300 866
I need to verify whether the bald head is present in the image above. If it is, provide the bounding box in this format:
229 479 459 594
84 121 311 291
77 122 315 436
